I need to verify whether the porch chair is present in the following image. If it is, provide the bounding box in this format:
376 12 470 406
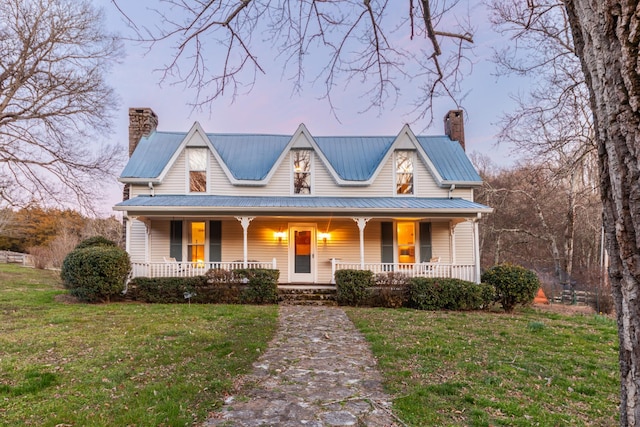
163 257 183 275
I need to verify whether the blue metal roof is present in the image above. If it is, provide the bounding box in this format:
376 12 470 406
120 132 184 179
208 134 291 180
416 136 482 183
313 136 394 181
120 128 483 185
115 194 491 212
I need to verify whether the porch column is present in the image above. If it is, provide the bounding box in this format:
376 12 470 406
124 216 132 253
141 218 151 263
235 217 255 268
352 217 371 269
470 216 481 284
449 221 457 266
467 214 480 283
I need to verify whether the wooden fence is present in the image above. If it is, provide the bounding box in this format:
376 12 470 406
550 289 592 306
0 251 33 266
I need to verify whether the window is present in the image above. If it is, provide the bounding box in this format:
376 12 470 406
397 222 415 263
188 148 207 192
395 150 414 195
292 150 311 194
188 221 206 264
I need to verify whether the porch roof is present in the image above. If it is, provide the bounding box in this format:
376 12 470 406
114 195 492 217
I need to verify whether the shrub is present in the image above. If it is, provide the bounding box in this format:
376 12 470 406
481 264 540 313
335 269 374 306
128 276 209 303
407 278 441 310
61 245 131 303
407 278 493 311
73 236 117 250
372 272 410 308
236 268 279 304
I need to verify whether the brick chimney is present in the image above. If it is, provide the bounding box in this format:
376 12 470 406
444 110 465 151
128 107 158 157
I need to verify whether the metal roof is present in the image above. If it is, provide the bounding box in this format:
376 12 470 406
120 132 184 179
416 136 482 183
313 136 394 181
115 194 491 214
120 129 483 185
208 134 291 180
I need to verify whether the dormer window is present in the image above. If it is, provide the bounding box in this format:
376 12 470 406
293 150 312 194
188 148 207 192
395 150 414 195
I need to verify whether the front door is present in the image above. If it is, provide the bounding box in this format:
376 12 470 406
289 225 315 283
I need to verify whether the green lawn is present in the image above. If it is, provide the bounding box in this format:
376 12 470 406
0 264 278 426
1 264 620 426
346 307 620 426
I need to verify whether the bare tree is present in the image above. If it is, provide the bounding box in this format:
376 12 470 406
491 0 640 423
114 0 474 122
0 0 124 212
564 2 640 424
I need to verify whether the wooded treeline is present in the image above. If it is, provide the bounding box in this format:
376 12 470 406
475 154 604 298
0 206 122 268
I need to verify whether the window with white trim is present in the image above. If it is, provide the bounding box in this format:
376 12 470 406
188 148 207 193
292 150 312 194
395 150 414 195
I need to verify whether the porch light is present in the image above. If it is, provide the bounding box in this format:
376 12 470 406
274 230 287 242
318 232 331 243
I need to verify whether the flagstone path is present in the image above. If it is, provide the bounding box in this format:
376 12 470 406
202 305 401 427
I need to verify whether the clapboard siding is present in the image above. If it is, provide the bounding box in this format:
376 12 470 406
129 220 147 263
454 221 475 264
431 221 452 263
157 151 187 194
149 220 170 262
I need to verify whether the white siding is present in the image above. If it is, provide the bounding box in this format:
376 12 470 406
149 220 170 262
129 220 147 263
431 221 452 263
454 221 475 264
157 151 187 194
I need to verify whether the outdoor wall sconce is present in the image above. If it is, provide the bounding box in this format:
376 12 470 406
318 232 331 243
274 231 287 242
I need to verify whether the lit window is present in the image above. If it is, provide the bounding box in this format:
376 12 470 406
293 150 311 194
397 222 415 263
395 150 414 195
188 221 205 264
188 148 207 192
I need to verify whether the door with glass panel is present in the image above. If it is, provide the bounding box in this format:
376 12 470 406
289 226 315 282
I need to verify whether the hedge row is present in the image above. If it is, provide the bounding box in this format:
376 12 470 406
335 264 539 311
127 268 279 304
335 270 494 310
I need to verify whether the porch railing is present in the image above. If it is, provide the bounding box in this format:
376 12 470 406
130 259 277 279
331 260 477 283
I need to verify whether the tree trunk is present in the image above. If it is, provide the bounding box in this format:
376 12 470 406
564 167 577 283
564 1 640 425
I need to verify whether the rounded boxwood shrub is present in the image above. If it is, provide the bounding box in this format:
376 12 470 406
481 263 539 313
335 269 374 306
73 236 117 250
61 245 131 303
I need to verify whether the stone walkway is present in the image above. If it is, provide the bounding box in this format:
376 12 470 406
202 305 401 427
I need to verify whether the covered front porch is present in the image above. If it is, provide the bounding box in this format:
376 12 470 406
128 258 477 282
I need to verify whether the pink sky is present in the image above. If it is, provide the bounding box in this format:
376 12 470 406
97 1 523 215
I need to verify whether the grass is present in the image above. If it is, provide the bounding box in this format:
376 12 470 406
346 307 620 426
0 264 621 426
0 264 278 427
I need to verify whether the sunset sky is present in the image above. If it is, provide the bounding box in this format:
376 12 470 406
96 1 526 215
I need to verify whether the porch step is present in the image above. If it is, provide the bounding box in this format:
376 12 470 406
278 285 337 306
